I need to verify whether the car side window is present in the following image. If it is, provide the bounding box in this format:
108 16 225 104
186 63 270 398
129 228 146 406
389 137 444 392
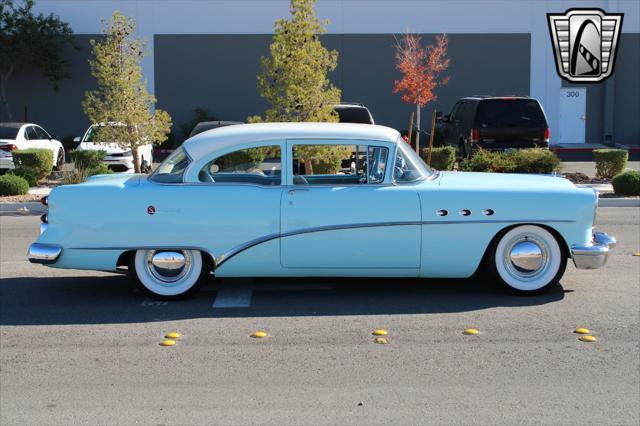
291 143 388 185
198 145 281 185
34 126 50 140
449 103 461 121
452 102 466 122
25 126 38 140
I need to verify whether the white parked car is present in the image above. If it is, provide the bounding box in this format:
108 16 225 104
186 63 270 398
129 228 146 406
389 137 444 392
74 123 153 173
0 122 65 171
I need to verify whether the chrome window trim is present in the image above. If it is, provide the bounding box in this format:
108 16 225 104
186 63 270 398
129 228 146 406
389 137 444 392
148 147 193 185
391 138 439 185
183 140 287 184
286 138 396 186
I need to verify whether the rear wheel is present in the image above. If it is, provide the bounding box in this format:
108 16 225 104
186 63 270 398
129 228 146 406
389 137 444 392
489 225 567 295
129 249 209 300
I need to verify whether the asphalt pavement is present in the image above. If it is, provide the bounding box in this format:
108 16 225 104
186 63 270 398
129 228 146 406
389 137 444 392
1 208 639 426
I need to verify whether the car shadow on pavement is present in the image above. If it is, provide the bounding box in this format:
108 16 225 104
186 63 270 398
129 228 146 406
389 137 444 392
0 274 565 326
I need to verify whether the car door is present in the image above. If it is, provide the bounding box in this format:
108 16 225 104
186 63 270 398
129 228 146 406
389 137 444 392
34 126 57 156
442 102 462 146
280 139 421 271
450 101 467 142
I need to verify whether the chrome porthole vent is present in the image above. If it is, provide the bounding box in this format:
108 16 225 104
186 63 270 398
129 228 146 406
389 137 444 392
459 209 471 216
436 209 448 217
483 209 495 216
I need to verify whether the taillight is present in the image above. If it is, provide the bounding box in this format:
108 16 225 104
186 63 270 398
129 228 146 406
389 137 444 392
470 128 480 143
544 128 550 143
40 196 48 206
0 144 17 152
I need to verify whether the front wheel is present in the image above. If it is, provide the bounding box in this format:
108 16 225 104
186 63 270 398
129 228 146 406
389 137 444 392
129 249 209 300
489 225 567 295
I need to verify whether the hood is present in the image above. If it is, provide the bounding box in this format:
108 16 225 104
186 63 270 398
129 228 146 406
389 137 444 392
438 171 575 191
78 141 129 155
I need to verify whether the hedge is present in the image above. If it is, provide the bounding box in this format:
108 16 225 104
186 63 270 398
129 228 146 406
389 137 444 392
0 174 29 196
593 149 628 179
421 146 456 171
9 166 38 187
612 170 640 196
460 148 561 174
70 149 106 171
12 149 54 180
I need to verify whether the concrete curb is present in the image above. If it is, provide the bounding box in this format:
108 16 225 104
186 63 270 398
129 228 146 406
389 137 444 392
598 198 640 207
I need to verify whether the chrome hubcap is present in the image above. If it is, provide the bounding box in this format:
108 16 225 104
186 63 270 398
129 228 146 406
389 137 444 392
146 250 191 284
510 241 544 273
504 236 549 280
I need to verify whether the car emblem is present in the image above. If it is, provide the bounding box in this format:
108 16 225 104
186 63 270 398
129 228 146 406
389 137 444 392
147 205 156 215
547 8 623 83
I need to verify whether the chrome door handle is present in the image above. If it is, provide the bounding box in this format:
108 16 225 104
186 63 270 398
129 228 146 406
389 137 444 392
288 188 310 194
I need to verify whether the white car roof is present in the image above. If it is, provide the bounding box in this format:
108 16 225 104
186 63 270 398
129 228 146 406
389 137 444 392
183 122 400 160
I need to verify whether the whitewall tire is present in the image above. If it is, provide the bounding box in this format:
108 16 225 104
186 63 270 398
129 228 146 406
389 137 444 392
490 225 567 295
130 249 208 300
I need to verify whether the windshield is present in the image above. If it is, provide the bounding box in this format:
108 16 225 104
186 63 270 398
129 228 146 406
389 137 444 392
0 126 19 140
475 99 547 128
149 147 191 183
82 126 97 142
393 140 434 183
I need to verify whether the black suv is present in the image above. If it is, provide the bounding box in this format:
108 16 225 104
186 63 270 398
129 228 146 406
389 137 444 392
333 103 375 124
436 96 550 157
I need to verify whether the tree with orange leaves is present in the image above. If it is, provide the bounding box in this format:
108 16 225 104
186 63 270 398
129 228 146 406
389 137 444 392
393 33 450 153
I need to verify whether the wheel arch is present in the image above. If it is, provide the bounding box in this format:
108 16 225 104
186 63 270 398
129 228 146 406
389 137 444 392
474 223 571 276
116 249 217 272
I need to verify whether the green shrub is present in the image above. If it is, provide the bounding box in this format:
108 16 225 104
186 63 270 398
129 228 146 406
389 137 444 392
612 170 640 196
421 146 456 170
511 148 561 174
593 149 628 179
460 149 514 173
70 150 106 171
0 174 29 196
12 149 54 180
86 163 112 176
61 163 112 184
460 148 560 174
9 166 38 187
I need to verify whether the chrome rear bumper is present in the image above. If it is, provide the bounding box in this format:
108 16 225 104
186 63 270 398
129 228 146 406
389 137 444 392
571 232 616 270
28 243 62 264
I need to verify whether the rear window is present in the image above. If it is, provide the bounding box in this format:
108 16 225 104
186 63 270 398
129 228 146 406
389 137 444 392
335 107 372 124
149 147 191 183
475 99 547 128
0 127 19 139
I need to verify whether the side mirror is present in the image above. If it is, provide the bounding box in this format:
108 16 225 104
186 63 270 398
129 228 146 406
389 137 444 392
73 136 81 143
435 111 444 121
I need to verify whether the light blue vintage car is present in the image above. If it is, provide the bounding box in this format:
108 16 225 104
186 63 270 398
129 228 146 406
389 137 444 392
28 123 615 300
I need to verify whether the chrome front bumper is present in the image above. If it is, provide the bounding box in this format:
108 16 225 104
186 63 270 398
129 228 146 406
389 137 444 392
571 232 617 270
28 243 62 264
